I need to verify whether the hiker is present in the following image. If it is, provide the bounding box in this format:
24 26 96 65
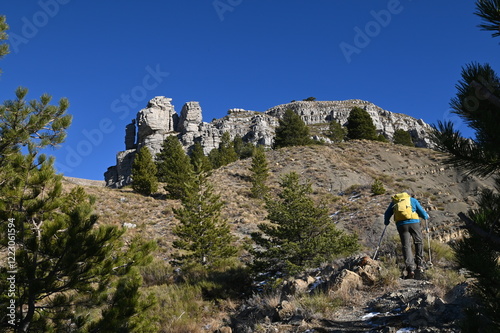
384 192 429 279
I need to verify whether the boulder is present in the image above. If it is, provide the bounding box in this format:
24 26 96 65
330 269 363 294
136 96 178 154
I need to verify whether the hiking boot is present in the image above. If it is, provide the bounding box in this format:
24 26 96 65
415 267 425 280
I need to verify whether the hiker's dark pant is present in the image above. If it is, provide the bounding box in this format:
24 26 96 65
397 222 423 272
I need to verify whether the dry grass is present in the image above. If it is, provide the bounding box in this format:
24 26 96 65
426 267 467 298
140 283 218 333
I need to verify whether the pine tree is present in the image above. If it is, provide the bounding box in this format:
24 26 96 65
476 0 500 38
233 135 245 158
251 172 359 277
208 147 221 169
393 129 414 146
156 135 194 199
209 132 239 169
219 131 239 164
327 119 347 143
219 132 240 167
131 146 158 196
0 87 155 332
431 2 500 330
249 146 270 199
274 109 314 148
346 107 378 140
190 141 212 173
172 159 238 269
233 134 254 159
0 16 9 71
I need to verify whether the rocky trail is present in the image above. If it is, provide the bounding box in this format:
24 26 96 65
316 278 468 333
229 256 472 333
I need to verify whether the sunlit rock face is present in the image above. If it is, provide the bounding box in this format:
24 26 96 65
105 97 433 187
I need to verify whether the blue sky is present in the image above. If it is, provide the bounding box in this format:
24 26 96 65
1 1 498 180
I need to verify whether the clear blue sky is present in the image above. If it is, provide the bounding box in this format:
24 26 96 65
1 1 498 180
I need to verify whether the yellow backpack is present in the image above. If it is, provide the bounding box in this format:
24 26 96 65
392 192 419 222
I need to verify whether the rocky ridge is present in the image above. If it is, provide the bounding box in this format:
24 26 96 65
105 97 433 187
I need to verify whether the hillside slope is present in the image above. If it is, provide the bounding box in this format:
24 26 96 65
68 140 493 260
63 140 492 331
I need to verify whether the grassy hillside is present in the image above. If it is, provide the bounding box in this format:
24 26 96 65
65 140 492 261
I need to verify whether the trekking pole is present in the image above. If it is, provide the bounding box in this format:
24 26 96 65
425 218 433 267
373 224 388 260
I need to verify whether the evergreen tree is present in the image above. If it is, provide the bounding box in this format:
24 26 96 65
476 0 500 38
190 141 212 173
432 2 500 330
327 119 347 143
208 147 220 169
233 134 245 158
393 129 414 146
376 134 389 143
131 146 158 196
172 158 238 268
0 87 154 332
0 16 8 70
346 107 378 140
249 146 270 199
233 134 254 159
251 172 359 277
274 109 314 148
371 179 386 195
156 135 194 199
209 131 239 168
218 131 239 166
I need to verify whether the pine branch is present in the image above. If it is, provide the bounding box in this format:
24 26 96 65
458 212 500 245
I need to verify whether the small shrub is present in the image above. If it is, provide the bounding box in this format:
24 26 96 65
371 179 386 195
297 293 343 319
425 239 455 263
141 284 207 332
140 259 174 286
377 257 401 287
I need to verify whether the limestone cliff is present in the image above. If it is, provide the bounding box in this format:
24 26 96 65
104 97 433 187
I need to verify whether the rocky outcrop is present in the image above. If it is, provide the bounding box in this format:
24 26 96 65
136 96 178 154
265 99 433 147
104 97 434 187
